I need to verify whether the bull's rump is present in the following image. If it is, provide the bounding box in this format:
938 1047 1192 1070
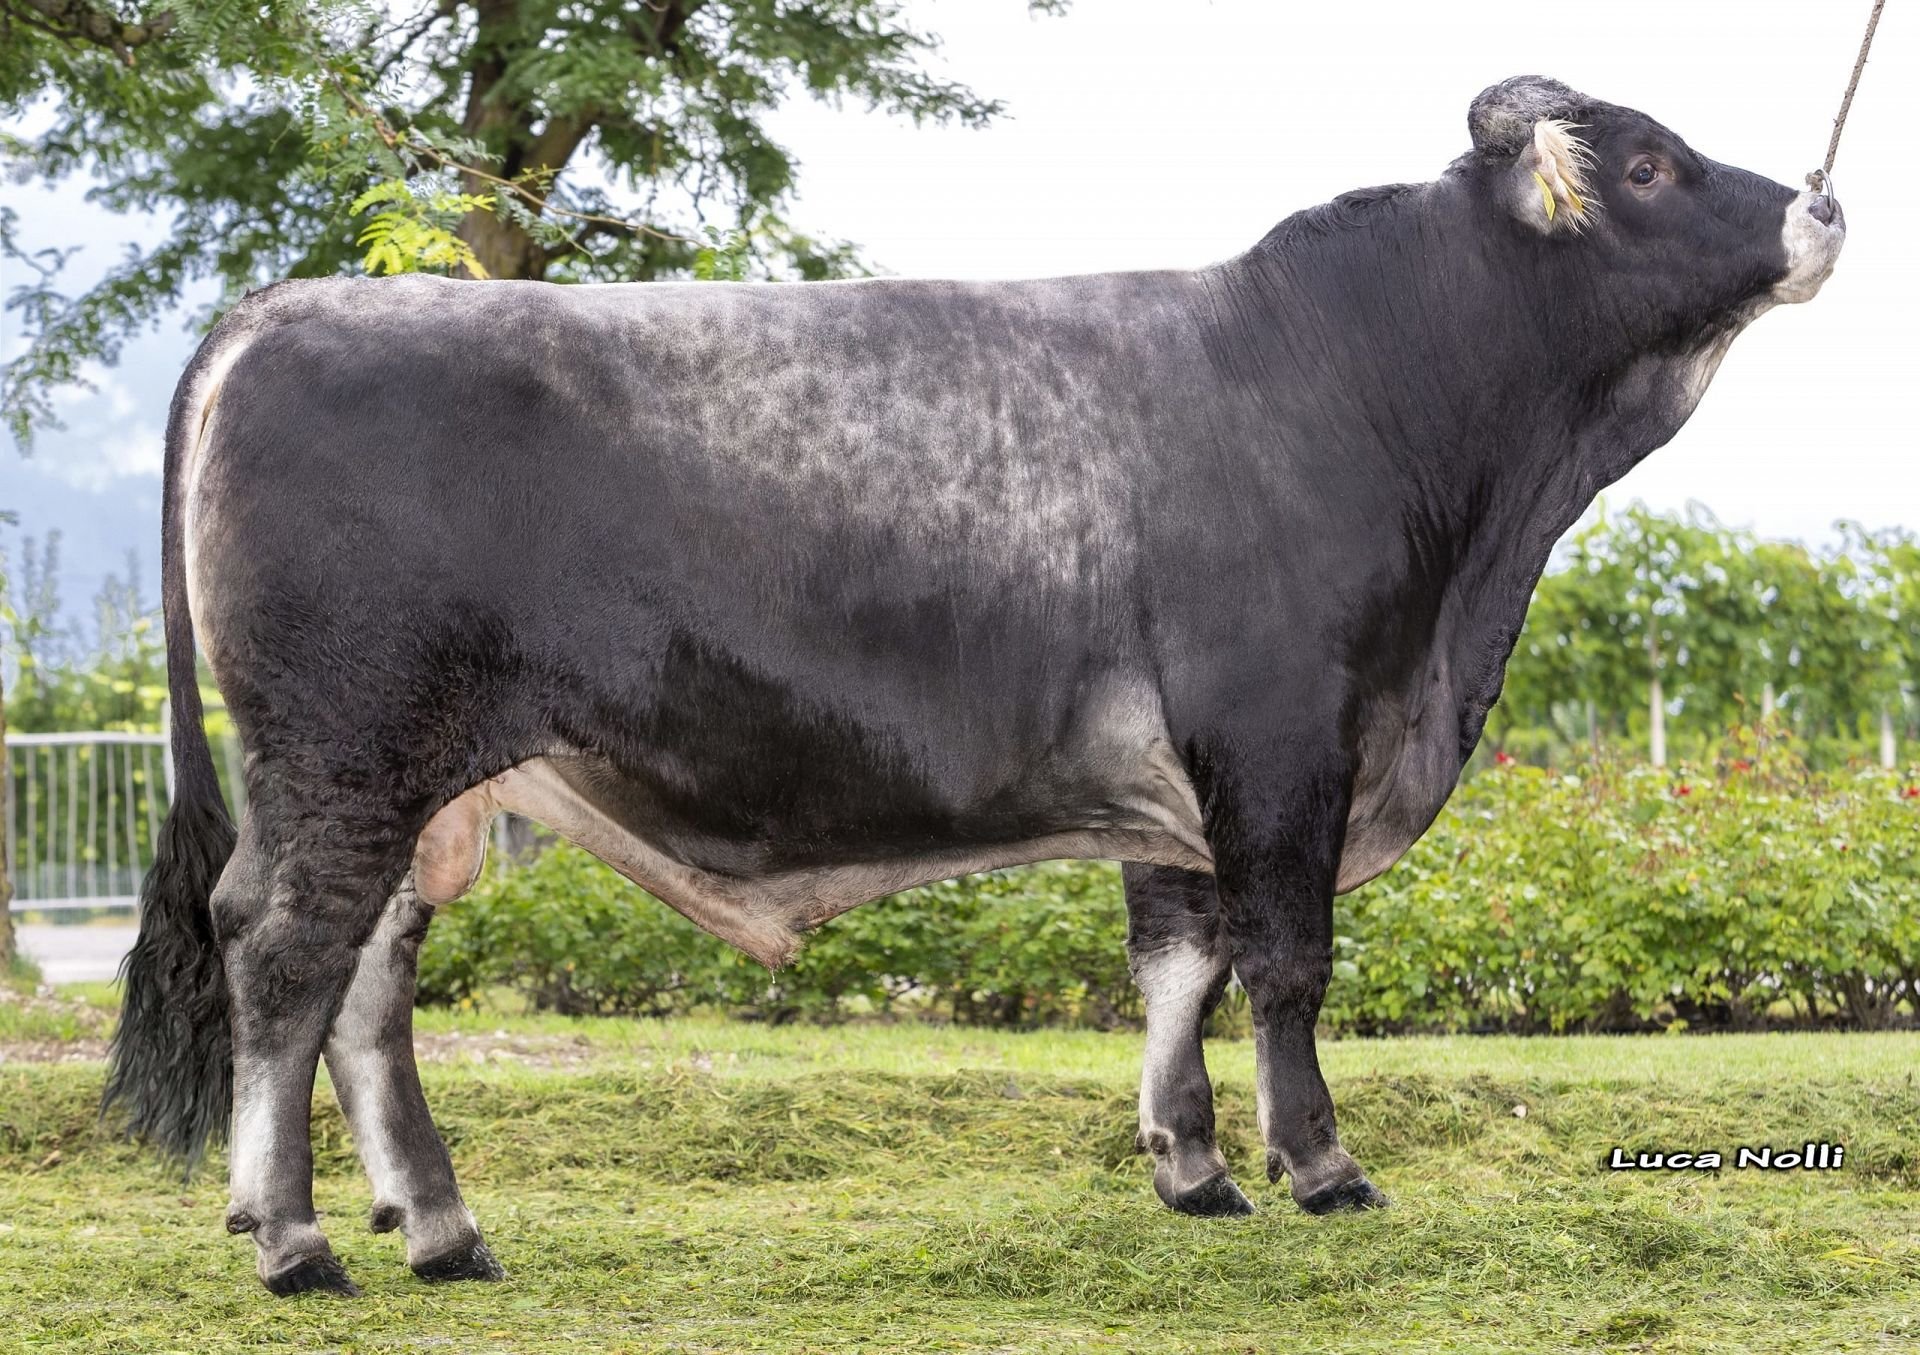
181 274 1216 928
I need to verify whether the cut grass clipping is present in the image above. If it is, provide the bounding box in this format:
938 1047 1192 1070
2 1011 1917 1352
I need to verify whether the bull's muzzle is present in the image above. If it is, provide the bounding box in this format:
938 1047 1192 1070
1776 182 1845 303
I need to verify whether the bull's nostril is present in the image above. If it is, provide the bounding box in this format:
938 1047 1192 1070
1807 195 1836 226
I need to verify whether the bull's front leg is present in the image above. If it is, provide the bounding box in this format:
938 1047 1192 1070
1204 746 1387 1214
1123 864 1250 1215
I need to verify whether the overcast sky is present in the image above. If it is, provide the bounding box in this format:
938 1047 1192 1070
3 0 1914 612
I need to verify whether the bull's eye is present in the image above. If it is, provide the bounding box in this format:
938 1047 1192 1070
1628 160 1659 188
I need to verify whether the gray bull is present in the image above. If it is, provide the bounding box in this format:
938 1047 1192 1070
107 76 1845 1295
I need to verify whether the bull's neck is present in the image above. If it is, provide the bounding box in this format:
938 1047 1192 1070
1218 190 1674 497
1207 192 1705 753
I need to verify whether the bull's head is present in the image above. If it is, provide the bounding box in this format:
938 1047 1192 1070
1466 76 1844 325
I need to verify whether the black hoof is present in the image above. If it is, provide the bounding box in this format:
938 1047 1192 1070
369 1203 403 1234
1165 1172 1256 1217
264 1252 361 1298
413 1239 505 1284
1297 1176 1391 1215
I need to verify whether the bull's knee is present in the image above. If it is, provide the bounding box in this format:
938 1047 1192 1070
1236 949 1333 1022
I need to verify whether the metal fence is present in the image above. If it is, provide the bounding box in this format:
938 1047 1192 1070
5 718 513 914
5 730 173 912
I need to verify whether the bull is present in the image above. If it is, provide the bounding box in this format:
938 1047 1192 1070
106 76 1846 1295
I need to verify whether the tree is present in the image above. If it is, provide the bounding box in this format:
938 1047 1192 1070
1842 523 1919 767
3 0 1062 442
2 535 167 734
1720 538 1828 722
1508 504 1738 766
1494 503 1920 769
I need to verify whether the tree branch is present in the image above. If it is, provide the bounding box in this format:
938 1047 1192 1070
3 0 174 63
647 0 701 58
326 70 693 247
372 0 458 83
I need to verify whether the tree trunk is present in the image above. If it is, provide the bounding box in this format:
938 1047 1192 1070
453 0 604 284
1 669 15 970
1880 705 1896 770
457 207 549 282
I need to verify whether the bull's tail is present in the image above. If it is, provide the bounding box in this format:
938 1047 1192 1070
102 346 238 1164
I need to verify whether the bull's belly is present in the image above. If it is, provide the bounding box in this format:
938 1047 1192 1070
411 708 1465 952
415 749 1212 968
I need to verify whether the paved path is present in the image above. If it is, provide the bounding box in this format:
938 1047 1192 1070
13 923 137 984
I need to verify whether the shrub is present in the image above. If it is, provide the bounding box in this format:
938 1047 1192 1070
414 840 748 1016
418 851 1134 1026
419 732 1920 1032
1327 733 1920 1033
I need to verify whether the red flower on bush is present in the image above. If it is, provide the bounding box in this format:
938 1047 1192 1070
1904 786 1920 800
1494 751 1516 767
1731 759 1752 773
1671 783 1692 798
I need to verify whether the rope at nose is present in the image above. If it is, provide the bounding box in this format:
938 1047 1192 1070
1807 0 1885 195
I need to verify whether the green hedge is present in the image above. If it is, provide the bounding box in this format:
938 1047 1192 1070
418 737 1920 1032
1326 750 1920 1032
417 850 1138 1027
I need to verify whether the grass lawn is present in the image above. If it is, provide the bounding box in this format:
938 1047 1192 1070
1 991 1916 1352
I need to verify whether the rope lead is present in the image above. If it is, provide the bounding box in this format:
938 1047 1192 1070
1808 0 1887 193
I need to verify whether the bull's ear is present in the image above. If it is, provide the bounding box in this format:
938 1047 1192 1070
1502 118 1595 235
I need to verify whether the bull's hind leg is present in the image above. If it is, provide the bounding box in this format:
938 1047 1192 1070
214 812 412 1296
323 876 502 1283
1123 864 1250 1216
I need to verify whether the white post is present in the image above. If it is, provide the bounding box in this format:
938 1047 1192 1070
1880 706 1896 770
1647 621 1666 768
1761 683 1776 720
1649 675 1667 769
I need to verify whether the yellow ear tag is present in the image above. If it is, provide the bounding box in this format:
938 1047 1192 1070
1533 171 1556 222
1565 186 1585 216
